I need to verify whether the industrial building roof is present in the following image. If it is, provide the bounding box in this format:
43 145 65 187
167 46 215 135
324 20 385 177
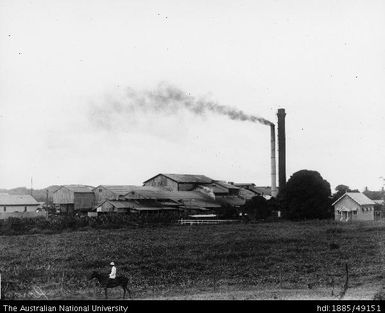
216 196 246 207
94 185 142 196
0 194 39 206
124 188 221 208
234 184 273 196
214 181 240 190
197 183 229 194
332 192 376 206
144 174 213 184
55 185 94 193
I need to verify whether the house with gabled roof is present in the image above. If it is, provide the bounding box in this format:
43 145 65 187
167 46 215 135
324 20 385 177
332 192 376 222
0 194 46 219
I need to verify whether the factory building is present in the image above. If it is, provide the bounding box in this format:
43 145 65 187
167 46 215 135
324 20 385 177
93 185 140 204
53 185 95 214
143 174 214 191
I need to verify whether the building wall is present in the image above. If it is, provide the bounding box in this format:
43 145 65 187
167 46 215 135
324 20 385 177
0 211 47 220
178 183 196 191
74 192 95 211
1 205 39 213
97 201 131 213
53 187 74 204
144 175 178 191
97 201 115 212
94 187 116 204
334 196 374 221
57 203 74 214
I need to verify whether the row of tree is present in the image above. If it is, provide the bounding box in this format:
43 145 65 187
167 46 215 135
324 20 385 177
240 169 358 221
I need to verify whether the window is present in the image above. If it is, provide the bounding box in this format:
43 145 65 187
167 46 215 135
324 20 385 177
353 211 357 215
24 206 27 212
99 189 103 193
3 206 6 212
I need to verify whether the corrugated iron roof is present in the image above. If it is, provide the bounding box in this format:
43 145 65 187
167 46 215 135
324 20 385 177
124 188 221 208
252 186 272 195
197 183 228 194
238 188 259 200
95 185 143 196
217 196 246 207
0 194 39 206
56 185 94 193
214 181 240 190
144 173 213 184
333 192 376 206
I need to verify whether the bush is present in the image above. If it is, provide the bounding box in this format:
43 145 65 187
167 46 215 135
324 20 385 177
0 211 181 235
241 196 271 220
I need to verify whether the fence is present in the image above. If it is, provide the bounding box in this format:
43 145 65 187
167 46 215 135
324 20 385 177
178 219 240 225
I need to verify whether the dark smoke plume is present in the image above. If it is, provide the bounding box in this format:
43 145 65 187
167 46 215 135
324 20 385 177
89 83 273 128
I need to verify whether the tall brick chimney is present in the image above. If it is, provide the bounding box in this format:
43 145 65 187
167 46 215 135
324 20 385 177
277 108 286 191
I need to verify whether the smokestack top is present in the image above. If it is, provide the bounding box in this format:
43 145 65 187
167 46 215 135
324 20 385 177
277 108 286 116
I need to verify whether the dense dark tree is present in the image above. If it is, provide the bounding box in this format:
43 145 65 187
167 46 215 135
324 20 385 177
332 184 352 203
335 184 350 193
241 195 271 220
218 203 238 219
279 170 332 220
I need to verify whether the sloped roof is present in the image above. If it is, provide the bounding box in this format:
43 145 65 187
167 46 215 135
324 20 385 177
0 194 39 206
55 185 94 193
94 185 141 196
217 196 246 207
124 188 221 208
144 173 213 184
253 186 273 195
101 199 165 209
197 183 229 194
238 187 259 200
214 181 240 190
332 192 376 206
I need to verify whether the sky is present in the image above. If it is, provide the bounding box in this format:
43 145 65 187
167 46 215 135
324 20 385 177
0 0 384 191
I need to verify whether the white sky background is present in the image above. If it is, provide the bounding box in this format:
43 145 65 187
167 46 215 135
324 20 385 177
0 0 384 191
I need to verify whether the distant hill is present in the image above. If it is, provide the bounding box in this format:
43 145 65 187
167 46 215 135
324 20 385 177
0 185 61 203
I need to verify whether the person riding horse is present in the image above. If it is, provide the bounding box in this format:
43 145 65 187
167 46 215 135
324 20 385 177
109 262 117 280
89 262 131 299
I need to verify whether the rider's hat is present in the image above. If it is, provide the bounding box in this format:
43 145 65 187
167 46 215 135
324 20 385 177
110 262 115 266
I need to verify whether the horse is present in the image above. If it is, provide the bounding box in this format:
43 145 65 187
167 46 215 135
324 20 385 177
89 271 131 299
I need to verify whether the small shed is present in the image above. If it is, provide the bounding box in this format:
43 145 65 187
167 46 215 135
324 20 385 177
332 192 376 222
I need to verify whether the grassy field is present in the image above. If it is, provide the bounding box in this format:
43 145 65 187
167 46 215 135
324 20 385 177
1 220 385 299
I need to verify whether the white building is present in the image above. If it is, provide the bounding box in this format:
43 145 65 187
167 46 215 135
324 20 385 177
333 192 376 222
0 194 46 219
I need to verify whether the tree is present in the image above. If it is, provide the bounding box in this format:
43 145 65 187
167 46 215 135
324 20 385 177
335 184 350 193
332 184 351 203
241 195 271 220
218 203 238 219
279 170 332 220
